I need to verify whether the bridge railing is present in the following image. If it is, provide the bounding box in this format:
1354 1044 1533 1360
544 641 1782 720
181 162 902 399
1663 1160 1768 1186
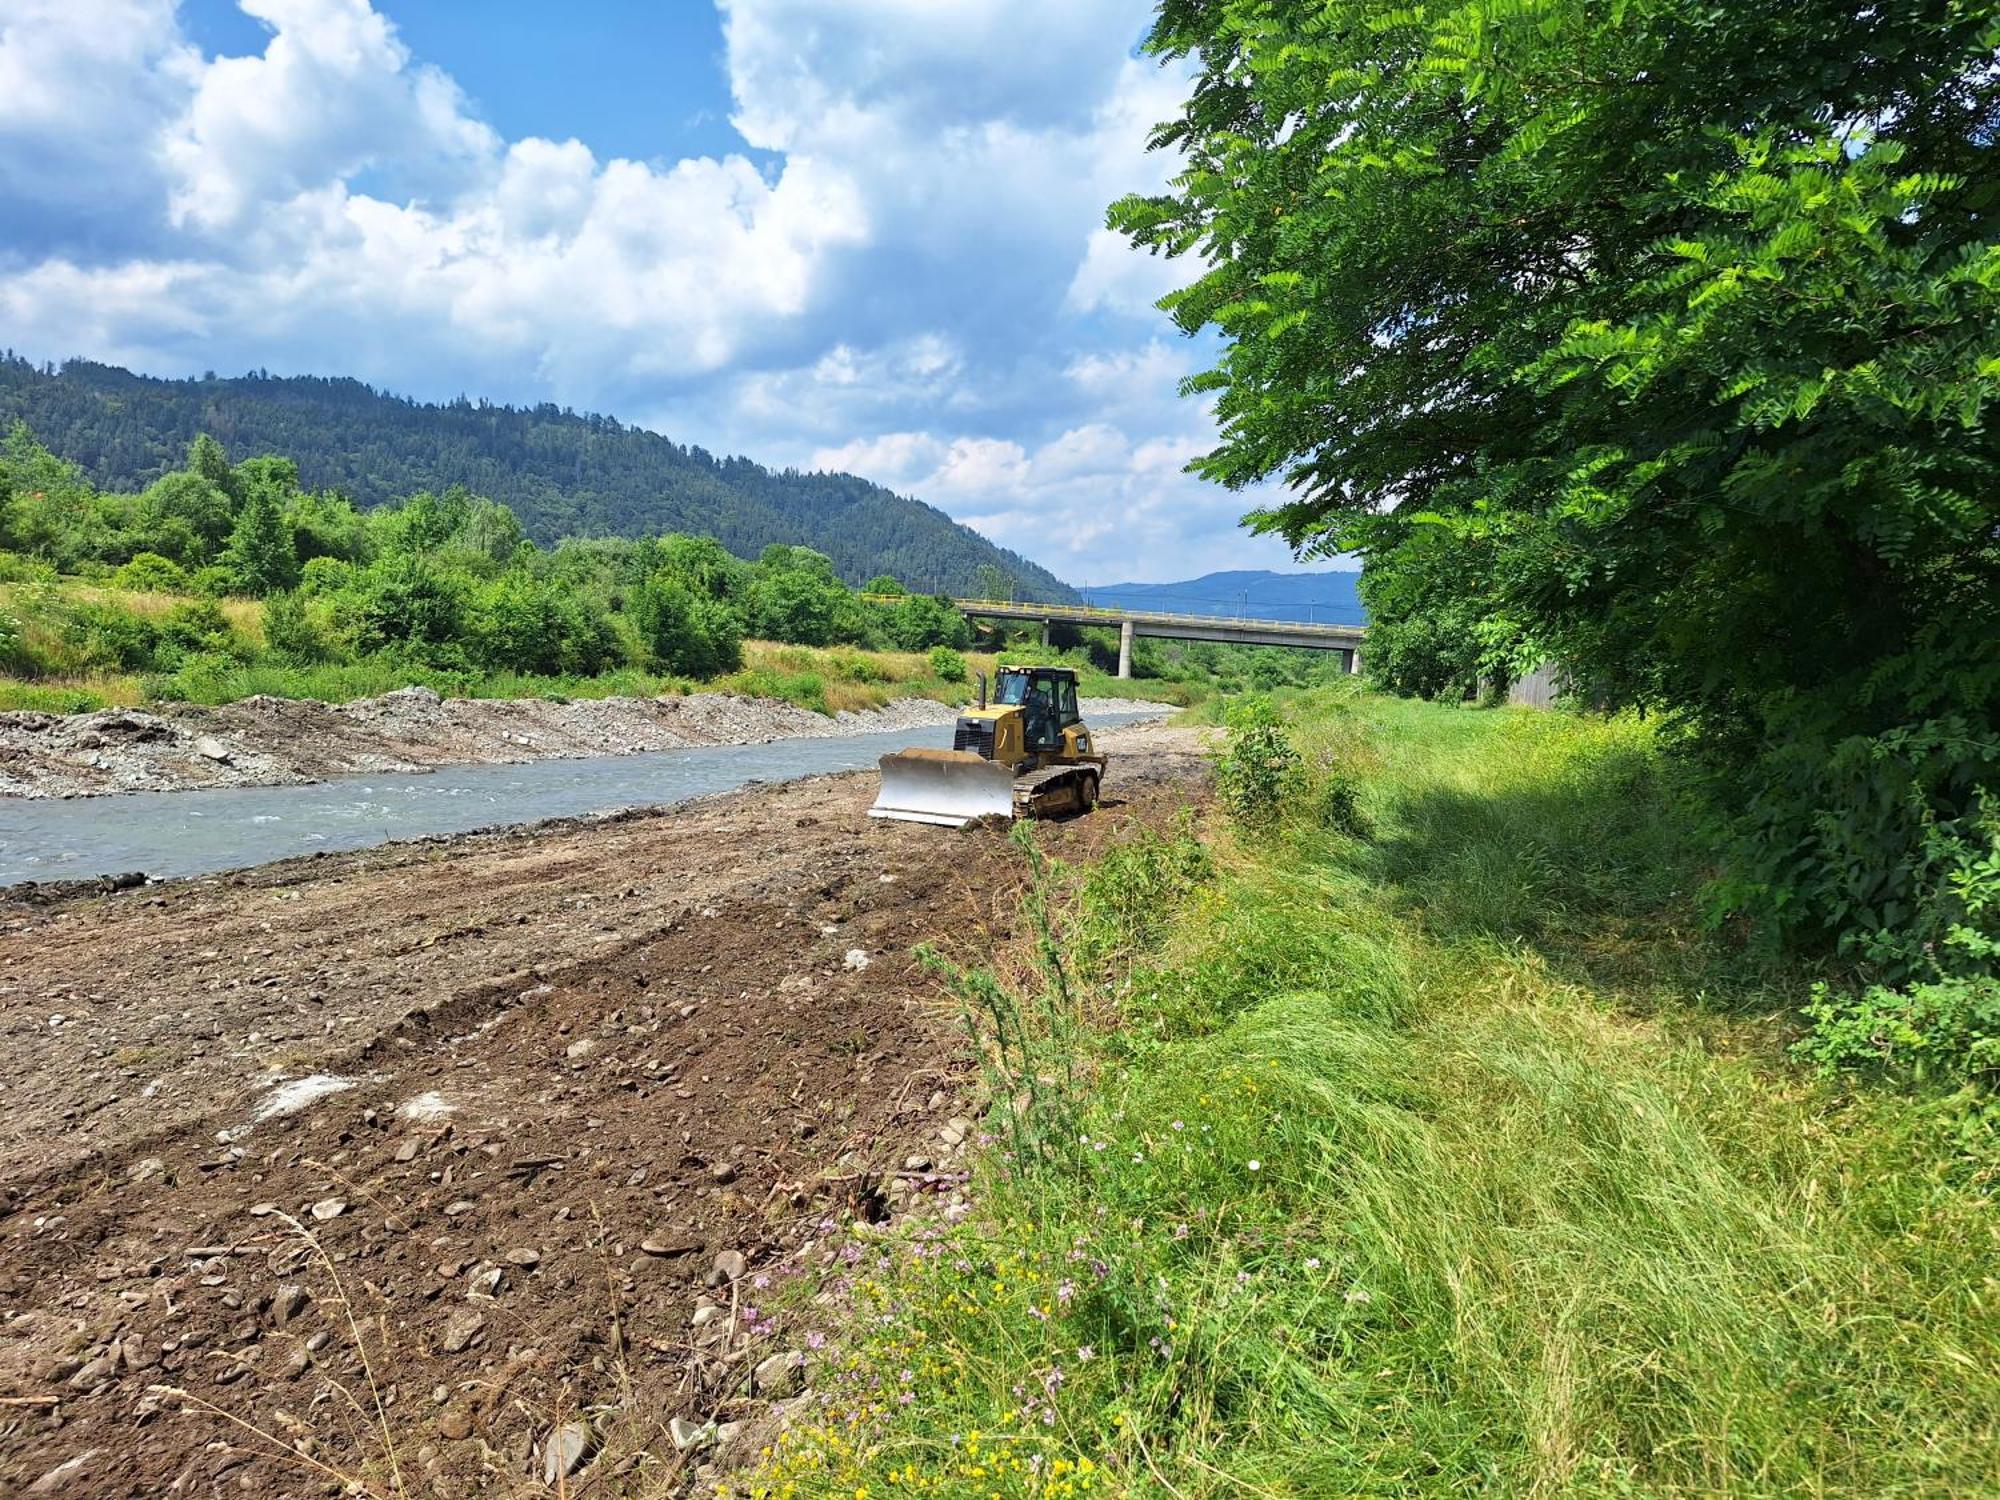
951 597 1365 636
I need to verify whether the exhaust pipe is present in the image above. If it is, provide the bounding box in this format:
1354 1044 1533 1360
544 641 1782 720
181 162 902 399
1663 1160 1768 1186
976 672 987 709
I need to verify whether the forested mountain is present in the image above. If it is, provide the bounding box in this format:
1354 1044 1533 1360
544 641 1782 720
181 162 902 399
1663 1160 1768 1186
0 356 1075 599
1080 569 1364 625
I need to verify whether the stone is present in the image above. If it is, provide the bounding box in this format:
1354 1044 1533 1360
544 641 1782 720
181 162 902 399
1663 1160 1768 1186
641 1236 694 1258
709 1161 738 1185
903 1154 932 1172
752 1349 807 1397
271 1284 310 1326
669 1416 716 1452
565 1039 598 1062
715 1421 748 1454
542 1422 593 1485
247 1201 278 1217
690 1304 725 1329
437 1410 473 1442
393 1139 422 1163
193 736 232 763
710 1248 746 1284
66 1348 120 1389
443 1199 475 1217
309 1198 346 1221
26 1449 101 1495
939 1116 975 1147
129 1157 166 1183
468 1265 504 1297
843 948 871 971
439 1309 486 1355
503 1247 541 1268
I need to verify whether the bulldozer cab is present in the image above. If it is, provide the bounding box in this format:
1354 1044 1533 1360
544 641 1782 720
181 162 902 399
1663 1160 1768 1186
994 666 1078 752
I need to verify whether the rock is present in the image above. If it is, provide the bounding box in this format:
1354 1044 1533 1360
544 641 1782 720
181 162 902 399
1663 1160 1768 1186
443 1199 475 1217
193 736 232 763
129 1156 165 1183
926 1089 948 1112
843 948 871 971
271 1284 310 1326
468 1264 504 1297
753 1349 807 1397
669 1416 716 1452
641 1236 695 1258
542 1422 593 1485
709 1248 746 1285
939 1116 975 1147
709 1161 738 1185
439 1309 486 1355
66 1348 120 1389
247 1200 278 1217
716 1421 748 1454
565 1038 598 1061
309 1198 346 1221
503 1247 541 1268
437 1410 473 1442
393 1139 422 1163
903 1154 932 1172
26 1449 101 1494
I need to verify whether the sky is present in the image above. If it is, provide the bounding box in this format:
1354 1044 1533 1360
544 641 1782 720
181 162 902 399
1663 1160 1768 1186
0 0 1324 585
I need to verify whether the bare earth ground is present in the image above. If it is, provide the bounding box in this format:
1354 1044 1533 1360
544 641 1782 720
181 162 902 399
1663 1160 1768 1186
0 720 1212 1498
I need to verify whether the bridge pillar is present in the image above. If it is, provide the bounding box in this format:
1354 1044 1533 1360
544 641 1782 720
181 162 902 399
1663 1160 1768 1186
1117 618 1134 679
1041 619 1052 648
1347 647 1363 676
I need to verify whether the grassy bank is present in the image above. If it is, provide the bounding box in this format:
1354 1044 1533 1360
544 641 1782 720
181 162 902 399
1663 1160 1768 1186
731 691 1996 1497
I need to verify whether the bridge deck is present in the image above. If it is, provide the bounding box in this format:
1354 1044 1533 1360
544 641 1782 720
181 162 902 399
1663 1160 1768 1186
950 598 1366 678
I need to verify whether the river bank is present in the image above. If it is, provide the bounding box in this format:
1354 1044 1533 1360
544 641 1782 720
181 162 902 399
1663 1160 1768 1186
0 718 1215 1498
0 686 1175 799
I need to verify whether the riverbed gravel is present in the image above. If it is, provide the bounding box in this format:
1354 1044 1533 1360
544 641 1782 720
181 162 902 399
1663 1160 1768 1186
0 687 1176 799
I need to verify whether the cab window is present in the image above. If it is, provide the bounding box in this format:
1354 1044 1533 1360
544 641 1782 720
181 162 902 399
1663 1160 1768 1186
1057 679 1079 724
992 671 1030 706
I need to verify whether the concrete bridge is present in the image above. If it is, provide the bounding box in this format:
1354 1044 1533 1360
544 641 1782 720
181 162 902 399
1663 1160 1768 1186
953 598 1366 679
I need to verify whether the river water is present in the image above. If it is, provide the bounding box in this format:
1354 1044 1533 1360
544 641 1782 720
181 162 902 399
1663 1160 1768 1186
0 711 1161 888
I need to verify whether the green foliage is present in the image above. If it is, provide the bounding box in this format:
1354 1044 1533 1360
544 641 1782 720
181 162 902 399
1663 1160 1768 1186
926 645 967 683
340 555 468 663
260 589 336 665
0 357 1076 599
1117 0 2000 1081
863 573 906 596
751 693 1997 1499
223 484 299 594
885 591 971 652
1214 697 1303 821
297 555 353 596
628 571 743 677
112 552 190 592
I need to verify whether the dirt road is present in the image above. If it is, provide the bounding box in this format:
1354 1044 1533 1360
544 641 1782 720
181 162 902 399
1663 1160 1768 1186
0 721 1211 1497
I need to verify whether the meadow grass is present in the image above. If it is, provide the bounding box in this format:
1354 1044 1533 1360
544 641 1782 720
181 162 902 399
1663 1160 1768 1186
726 691 1997 1499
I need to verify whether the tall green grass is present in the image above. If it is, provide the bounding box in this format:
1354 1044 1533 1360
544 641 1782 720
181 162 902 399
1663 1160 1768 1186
728 693 1997 1499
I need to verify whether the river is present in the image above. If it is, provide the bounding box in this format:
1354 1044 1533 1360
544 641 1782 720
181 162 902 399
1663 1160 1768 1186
0 710 1163 888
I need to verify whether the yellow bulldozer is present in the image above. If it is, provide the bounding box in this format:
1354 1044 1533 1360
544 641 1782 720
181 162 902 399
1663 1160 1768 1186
870 664 1106 827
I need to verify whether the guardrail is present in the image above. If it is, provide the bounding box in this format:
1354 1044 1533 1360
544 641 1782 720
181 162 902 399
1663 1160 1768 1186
950 598 1366 636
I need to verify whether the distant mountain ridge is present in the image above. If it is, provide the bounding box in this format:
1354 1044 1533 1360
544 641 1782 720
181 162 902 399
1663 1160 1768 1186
0 355 1077 600
1077 569 1364 626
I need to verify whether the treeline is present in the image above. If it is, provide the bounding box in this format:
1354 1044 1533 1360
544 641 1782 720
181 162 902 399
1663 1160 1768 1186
0 426 973 685
0 356 1076 601
1120 0 1999 1082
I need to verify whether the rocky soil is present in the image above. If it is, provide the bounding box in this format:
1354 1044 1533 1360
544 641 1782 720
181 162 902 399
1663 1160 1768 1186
0 720 1213 1497
0 688 986 800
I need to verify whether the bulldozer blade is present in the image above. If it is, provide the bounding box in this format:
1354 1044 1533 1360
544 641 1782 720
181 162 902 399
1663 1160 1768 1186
869 749 1017 827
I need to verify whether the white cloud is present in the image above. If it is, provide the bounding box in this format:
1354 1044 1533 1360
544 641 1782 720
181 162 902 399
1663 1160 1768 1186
0 0 1307 582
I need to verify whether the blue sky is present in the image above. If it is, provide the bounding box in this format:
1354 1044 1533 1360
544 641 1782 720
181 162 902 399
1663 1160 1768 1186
0 1 1317 584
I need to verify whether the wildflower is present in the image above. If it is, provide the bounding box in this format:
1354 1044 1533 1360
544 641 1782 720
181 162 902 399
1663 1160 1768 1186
1043 1366 1065 1394
1171 1120 1184 1131
1247 1159 1261 1172
1305 1257 1322 1271
1173 1223 1190 1241
807 1330 828 1350
1056 1279 1075 1304
1076 1345 1095 1362
753 1273 771 1290
900 1369 914 1384
1346 1288 1372 1304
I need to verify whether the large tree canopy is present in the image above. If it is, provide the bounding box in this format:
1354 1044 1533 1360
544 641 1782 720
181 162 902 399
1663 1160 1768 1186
1117 0 2000 1078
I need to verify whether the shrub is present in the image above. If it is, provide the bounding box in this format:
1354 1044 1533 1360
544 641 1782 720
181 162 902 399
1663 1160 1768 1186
1214 698 1303 822
113 552 191 592
299 555 354 597
62 601 159 670
190 563 241 597
0 551 57 585
928 645 968 683
261 589 336 664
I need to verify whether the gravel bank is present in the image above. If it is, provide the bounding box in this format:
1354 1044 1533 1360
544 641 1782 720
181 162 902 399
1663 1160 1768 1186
0 687 1176 799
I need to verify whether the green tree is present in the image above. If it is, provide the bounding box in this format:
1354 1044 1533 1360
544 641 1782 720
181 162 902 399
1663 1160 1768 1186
973 563 1013 601
864 574 907 596
223 485 299 594
630 571 741 676
1117 0 2000 1076
187 432 240 505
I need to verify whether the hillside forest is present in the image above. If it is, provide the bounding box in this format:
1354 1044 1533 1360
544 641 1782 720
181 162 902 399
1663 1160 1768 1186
0 355 1075 601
